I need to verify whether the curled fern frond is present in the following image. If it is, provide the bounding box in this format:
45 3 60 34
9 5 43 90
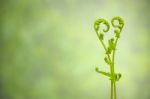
94 19 110 40
111 16 124 38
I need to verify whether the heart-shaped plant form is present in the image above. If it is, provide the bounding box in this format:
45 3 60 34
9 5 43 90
93 16 124 99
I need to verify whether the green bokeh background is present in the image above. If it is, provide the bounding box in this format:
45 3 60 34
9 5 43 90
0 0 150 99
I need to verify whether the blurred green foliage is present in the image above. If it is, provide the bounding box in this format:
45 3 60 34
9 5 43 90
0 0 150 99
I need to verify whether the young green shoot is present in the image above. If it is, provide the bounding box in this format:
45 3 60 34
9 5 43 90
94 16 124 99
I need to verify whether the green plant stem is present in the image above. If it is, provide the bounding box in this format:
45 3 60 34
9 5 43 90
95 31 111 63
99 37 115 99
112 38 119 99
114 82 117 99
110 61 113 99
111 80 113 99
99 38 112 62
96 32 115 99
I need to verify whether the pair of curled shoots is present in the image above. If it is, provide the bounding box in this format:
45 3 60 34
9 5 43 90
94 16 124 99
94 16 124 80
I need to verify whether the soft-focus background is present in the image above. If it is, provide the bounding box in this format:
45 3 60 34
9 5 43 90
0 0 150 99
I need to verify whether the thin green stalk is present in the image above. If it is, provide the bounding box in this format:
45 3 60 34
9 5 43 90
114 82 117 99
112 38 118 99
111 80 113 99
96 31 112 63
